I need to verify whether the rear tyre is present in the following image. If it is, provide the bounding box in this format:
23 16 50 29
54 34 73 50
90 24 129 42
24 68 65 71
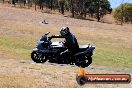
31 51 47 63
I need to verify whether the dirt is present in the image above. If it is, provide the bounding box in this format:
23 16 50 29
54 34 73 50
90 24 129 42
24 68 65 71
0 57 131 88
0 3 132 88
0 3 132 30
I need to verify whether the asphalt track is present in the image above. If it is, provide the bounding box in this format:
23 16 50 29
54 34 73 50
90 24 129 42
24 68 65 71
16 59 132 74
0 58 132 74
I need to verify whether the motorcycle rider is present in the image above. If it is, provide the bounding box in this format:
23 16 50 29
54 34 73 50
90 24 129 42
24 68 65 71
49 26 79 53
60 27 79 53
48 27 79 64
59 27 79 64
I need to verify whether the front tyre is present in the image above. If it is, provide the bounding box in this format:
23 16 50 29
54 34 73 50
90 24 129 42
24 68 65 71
31 51 47 63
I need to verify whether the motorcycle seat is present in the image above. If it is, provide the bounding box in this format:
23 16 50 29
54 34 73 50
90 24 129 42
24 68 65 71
79 45 88 51
79 45 88 49
51 42 64 48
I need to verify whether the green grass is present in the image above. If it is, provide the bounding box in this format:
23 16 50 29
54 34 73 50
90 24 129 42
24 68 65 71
0 20 132 69
93 45 132 68
77 29 132 69
0 35 33 59
97 43 132 69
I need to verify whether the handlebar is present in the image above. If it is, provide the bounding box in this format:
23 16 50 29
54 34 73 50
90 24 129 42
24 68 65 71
44 32 50 36
48 35 64 41
42 32 65 41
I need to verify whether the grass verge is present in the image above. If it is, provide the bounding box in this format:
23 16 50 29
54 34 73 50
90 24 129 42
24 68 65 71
0 20 132 69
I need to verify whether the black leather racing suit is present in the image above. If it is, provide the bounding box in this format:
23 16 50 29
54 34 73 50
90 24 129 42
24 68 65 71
49 33 79 64
63 32 79 53
49 32 79 53
62 32 79 64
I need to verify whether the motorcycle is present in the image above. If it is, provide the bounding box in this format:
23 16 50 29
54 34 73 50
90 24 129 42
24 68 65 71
31 32 95 68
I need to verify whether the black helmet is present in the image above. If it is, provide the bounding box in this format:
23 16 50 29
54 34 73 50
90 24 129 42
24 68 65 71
60 27 70 36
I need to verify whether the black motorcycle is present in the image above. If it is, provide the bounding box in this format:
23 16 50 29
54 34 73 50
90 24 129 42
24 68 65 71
31 32 95 68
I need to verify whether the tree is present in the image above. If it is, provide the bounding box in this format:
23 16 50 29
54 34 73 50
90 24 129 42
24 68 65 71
85 0 112 21
58 0 65 14
113 3 132 24
5 0 112 22
71 0 74 17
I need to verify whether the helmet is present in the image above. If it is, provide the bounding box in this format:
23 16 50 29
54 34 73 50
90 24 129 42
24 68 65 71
60 27 70 36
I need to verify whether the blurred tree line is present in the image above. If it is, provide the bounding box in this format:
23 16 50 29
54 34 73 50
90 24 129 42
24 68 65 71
3 0 112 21
113 3 132 24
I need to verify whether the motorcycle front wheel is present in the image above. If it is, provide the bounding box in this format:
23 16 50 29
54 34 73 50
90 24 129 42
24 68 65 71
31 51 47 63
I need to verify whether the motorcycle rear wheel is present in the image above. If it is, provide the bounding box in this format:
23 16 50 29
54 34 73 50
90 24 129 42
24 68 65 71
31 52 47 63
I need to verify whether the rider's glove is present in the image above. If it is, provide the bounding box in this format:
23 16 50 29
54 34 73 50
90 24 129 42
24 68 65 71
48 35 53 40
